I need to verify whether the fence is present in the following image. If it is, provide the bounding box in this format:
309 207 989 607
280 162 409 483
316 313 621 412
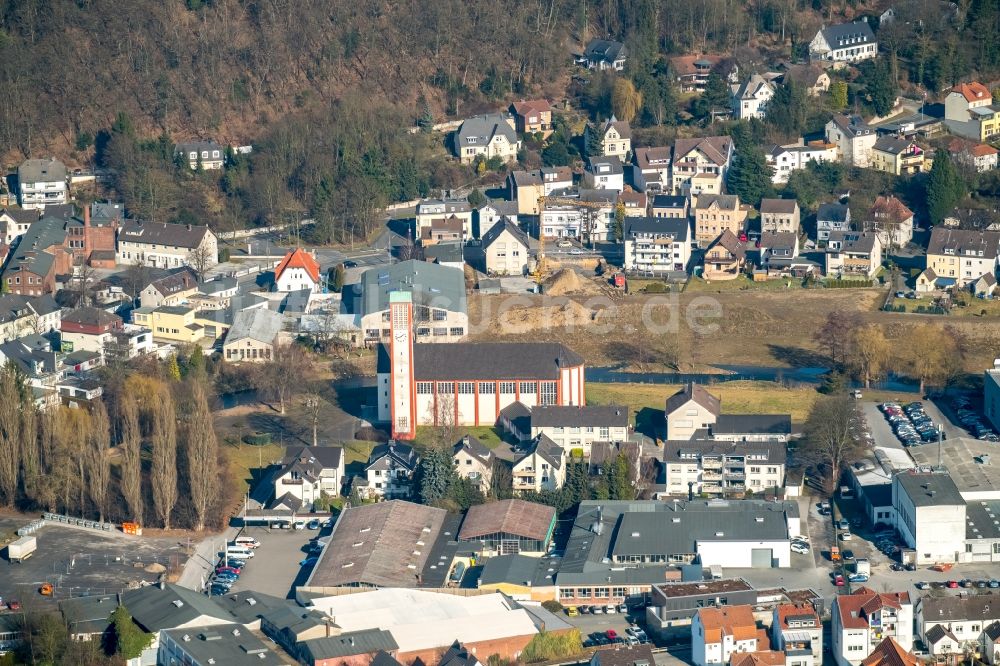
16 518 45 537
40 512 115 533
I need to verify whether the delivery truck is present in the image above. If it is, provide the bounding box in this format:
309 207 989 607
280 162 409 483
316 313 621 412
7 536 37 563
854 558 870 577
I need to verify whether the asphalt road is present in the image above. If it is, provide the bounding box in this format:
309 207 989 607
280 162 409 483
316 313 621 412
222 524 328 599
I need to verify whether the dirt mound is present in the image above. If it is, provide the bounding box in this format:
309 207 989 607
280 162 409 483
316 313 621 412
144 563 167 574
543 269 599 296
492 299 595 335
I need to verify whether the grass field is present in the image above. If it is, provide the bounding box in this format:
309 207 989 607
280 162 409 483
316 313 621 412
413 426 505 451
224 442 284 494
586 381 923 434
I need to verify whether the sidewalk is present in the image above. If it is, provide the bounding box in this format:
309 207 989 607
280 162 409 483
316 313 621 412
176 527 239 591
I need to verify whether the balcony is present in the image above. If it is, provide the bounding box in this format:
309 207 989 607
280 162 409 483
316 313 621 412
724 472 746 481
703 472 722 481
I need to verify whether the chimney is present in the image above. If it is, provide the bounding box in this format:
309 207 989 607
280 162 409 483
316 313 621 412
326 621 333 638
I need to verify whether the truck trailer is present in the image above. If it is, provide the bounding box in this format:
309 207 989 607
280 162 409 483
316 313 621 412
7 536 37 563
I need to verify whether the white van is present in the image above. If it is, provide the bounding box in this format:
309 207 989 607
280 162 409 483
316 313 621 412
225 545 254 559
234 536 261 549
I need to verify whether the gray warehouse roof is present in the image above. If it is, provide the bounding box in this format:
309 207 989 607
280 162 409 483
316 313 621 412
894 471 965 507
377 342 584 381
355 259 467 318
18 158 67 184
162 624 284 665
227 308 284 345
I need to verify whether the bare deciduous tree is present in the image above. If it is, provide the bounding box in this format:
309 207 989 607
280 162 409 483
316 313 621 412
0 365 23 506
801 395 866 495
119 395 144 525
85 400 112 523
184 382 218 531
150 386 178 529
256 343 312 415
187 244 214 281
20 403 39 505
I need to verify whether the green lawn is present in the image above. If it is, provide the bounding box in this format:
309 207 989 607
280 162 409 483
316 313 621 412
225 443 285 494
413 425 505 451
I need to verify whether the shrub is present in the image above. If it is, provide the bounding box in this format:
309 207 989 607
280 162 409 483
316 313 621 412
643 282 668 293
541 600 563 613
242 432 272 446
522 629 583 663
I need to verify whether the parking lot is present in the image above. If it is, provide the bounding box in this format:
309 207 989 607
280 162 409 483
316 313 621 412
0 517 186 606
221 524 327 599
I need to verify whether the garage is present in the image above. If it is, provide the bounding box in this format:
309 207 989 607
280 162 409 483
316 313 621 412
751 548 774 568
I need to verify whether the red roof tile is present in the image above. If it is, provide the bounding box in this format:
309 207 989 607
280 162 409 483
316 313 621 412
274 248 320 284
951 82 991 103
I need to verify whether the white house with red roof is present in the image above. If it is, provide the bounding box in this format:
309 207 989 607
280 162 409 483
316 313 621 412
274 248 321 293
831 588 913 666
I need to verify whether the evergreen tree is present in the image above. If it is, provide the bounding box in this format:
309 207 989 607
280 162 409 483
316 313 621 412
830 81 849 110
467 187 486 209
860 59 897 117
606 453 636 501
166 355 181 382
726 146 773 205
585 122 604 157
331 264 346 293
613 201 626 243
417 95 434 133
926 151 966 223
417 449 456 505
701 71 731 110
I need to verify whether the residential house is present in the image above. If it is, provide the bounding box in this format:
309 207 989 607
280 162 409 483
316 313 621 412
948 137 999 172
664 383 722 441
634 146 673 193
116 220 219 272
59 595 117 642
452 435 494 491
730 650 788 666
539 189 616 241
480 218 530 276
916 593 1000 660
661 439 786 497
694 195 747 247
423 243 465 271
691 605 760 666
809 21 878 65
983 623 1000 665
274 248 322 293
618 189 647 215
477 199 520 231
1 215 74 296
816 203 852 242
454 113 519 165
223 308 284 363
0 294 60 342
105 324 154 361
651 195 689 219
590 645 655 666
512 435 565 494
944 82 1000 142
272 445 345 508
60 306 123 354
505 168 573 216
767 141 839 184
351 260 467 345
584 155 625 192
825 231 883 278
189 277 239 310
973 272 997 297
586 117 632 161
671 136 734 198
860 638 920 666
17 158 68 210
865 196 914 250
870 137 927 176
826 115 877 168
458 498 556 555
140 268 200 308
831 588 913 666
510 100 553 138
782 64 831 97
703 229 747 280
363 442 418 499
757 232 800 271
0 207 38 245
174 140 225 170
131 305 231 344
420 217 465 245
731 75 775 120
524 404 629 457
582 39 627 71
760 199 800 234
415 199 474 239
926 228 1000 288
772 604 823 666
667 55 733 93
623 216 691 275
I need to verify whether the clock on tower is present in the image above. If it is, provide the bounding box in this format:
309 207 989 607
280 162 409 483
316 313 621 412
388 291 416 440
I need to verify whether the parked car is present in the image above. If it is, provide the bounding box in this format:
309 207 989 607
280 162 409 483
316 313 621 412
840 532 853 541
606 630 618 642
946 580 959 589
837 519 849 530
833 574 846 586
848 573 869 583
566 607 579 617
307 520 321 530
299 557 319 567
841 550 855 561
604 604 617 614
915 582 930 590
210 583 231 595
293 520 306 530
791 542 810 555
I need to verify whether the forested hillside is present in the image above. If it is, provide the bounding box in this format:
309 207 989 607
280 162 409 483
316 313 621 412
2 0 999 239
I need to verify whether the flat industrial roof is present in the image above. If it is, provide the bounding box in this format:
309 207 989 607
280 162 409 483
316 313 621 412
908 436 1000 500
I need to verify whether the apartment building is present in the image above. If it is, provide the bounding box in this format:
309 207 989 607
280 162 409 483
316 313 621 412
623 216 691 275
661 439 786 497
832 588 912 666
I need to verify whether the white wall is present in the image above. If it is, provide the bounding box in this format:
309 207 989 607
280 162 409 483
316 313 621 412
694 539 791 568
